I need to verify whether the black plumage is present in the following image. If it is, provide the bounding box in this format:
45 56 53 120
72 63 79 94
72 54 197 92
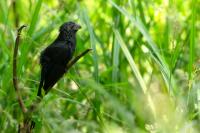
37 22 81 97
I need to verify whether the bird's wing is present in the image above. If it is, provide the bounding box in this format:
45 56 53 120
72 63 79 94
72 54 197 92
37 50 51 96
39 45 72 93
41 44 72 65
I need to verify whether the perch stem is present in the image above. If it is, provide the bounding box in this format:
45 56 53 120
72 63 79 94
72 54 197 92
13 25 27 114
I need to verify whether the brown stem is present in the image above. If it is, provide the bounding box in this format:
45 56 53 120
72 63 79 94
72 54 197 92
13 25 27 114
66 48 92 70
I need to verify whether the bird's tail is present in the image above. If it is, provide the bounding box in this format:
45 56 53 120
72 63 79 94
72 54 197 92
37 69 45 97
37 79 43 97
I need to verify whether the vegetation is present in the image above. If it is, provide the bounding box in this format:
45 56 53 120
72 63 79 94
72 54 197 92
0 0 199 132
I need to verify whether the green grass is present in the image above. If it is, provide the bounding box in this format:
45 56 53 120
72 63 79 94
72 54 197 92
0 0 199 132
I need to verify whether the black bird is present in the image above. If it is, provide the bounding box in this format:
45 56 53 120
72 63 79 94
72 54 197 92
37 21 81 97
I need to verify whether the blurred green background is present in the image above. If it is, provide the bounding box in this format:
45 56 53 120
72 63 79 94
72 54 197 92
0 0 200 132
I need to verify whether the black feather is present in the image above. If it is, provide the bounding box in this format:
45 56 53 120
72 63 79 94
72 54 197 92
37 22 81 97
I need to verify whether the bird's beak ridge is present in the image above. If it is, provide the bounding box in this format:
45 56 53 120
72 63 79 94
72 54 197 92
74 24 81 30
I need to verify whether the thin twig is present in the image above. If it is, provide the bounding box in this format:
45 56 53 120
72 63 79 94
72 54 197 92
13 25 27 114
66 48 92 70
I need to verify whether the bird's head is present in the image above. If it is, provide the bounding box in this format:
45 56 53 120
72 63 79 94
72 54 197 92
59 21 81 33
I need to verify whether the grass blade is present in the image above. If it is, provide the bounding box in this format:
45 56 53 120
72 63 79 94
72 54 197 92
110 0 177 95
18 0 43 74
27 0 43 36
80 8 99 81
113 29 147 93
114 29 156 118
112 37 120 82
189 0 196 80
